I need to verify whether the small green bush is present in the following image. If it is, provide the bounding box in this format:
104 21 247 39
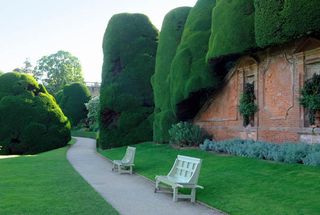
169 122 203 146
200 138 320 166
299 73 320 125
303 152 320 166
58 83 91 126
239 83 258 126
0 72 71 155
85 96 100 131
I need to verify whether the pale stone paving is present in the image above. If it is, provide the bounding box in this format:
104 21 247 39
67 137 226 215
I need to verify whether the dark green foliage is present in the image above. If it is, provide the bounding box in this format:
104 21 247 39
168 122 203 146
0 72 71 155
255 0 320 47
151 7 191 143
299 73 320 124
99 13 158 149
239 83 258 126
169 0 218 116
58 83 91 126
207 0 256 61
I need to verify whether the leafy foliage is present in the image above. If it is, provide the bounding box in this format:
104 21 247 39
0 72 71 155
99 13 158 149
300 73 320 124
169 122 203 146
58 83 91 126
85 96 100 131
207 0 256 61
151 7 191 143
239 83 258 126
34 50 84 93
254 0 320 48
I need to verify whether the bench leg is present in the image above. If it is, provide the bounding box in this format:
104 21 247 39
191 188 196 203
129 166 133 174
173 187 178 202
155 179 160 193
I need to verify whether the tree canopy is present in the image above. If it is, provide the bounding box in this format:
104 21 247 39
99 13 158 149
34 51 84 93
0 72 71 155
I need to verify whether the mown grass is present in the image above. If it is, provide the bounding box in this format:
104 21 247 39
0 140 118 215
100 142 320 215
71 130 97 139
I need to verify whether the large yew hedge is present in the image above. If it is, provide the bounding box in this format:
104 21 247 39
255 0 320 48
99 13 158 149
0 72 71 155
151 7 191 143
207 0 256 60
58 83 91 126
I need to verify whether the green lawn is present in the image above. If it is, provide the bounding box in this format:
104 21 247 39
71 130 97 139
0 141 118 215
100 142 320 215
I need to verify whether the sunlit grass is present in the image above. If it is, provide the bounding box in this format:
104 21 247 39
100 142 320 215
0 140 118 215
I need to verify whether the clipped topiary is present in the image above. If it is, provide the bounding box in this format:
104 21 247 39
207 0 256 61
58 82 91 126
151 7 191 143
0 72 71 155
255 0 320 48
99 13 158 149
169 0 218 124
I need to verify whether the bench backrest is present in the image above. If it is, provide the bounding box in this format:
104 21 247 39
121 146 136 164
167 155 202 184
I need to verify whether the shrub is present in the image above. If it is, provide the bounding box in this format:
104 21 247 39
169 122 203 146
200 138 320 166
299 73 320 125
99 13 158 149
0 72 71 155
207 0 256 61
58 82 91 126
239 83 258 126
303 152 320 166
85 96 100 131
151 7 191 143
254 0 320 48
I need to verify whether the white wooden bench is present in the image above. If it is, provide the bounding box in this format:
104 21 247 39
154 155 203 202
112 146 136 174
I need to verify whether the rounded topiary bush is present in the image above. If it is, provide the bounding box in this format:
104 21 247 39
58 82 91 126
207 0 256 61
254 0 320 48
0 72 71 155
99 13 158 149
151 7 191 143
169 0 219 116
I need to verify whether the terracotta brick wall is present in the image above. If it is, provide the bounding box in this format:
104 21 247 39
195 38 320 143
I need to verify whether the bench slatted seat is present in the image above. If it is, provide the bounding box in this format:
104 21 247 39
155 155 203 202
112 146 136 174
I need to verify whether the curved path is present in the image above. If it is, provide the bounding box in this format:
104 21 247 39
67 137 225 215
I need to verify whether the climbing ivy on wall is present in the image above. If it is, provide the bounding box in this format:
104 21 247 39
99 13 158 149
151 7 191 143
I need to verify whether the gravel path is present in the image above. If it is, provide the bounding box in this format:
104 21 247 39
67 137 225 215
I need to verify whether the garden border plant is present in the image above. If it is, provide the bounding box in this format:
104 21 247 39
200 138 320 166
